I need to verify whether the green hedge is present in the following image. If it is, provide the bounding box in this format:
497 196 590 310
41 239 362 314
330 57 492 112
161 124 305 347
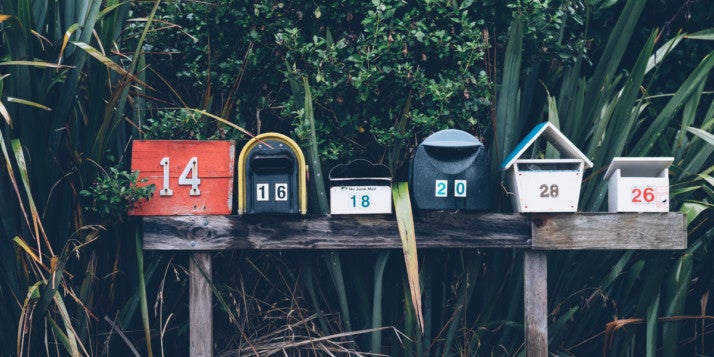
143 0 589 168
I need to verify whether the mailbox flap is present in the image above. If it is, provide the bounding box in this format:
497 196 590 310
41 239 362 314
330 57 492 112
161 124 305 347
329 159 392 182
603 157 674 180
249 152 295 174
421 129 483 148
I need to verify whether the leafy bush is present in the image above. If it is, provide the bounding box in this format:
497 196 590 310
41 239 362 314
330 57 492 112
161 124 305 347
146 0 581 168
142 108 241 140
80 168 155 223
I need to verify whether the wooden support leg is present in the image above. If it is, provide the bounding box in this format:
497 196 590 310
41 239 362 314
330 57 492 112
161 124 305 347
524 250 548 357
190 252 213 357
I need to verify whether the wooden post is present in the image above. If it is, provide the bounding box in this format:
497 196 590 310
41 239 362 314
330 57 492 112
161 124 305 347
524 250 548 357
190 252 212 357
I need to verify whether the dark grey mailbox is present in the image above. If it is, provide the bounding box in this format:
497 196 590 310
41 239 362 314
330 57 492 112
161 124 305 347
237 133 307 214
409 129 489 210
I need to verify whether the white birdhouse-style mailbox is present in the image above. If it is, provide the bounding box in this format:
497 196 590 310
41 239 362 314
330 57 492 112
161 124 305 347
603 157 673 212
501 122 593 212
329 160 392 214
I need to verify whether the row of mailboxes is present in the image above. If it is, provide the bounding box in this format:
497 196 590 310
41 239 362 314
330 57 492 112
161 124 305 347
128 133 307 216
128 125 673 216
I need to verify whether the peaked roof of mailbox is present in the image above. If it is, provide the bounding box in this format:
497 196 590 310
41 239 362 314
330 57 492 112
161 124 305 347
500 122 594 170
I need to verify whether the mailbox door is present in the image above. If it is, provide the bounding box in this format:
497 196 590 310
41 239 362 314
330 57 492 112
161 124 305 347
609 174 669 212
511 160 585 212
245 145 299 214
330 179 392 214
410 144 488 210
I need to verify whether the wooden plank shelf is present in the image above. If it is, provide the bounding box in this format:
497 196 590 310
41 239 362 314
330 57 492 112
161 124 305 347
143 212 687 251
142 211 686 357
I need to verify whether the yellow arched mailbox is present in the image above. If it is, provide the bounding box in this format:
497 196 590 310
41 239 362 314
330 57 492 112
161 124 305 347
237 133 307 214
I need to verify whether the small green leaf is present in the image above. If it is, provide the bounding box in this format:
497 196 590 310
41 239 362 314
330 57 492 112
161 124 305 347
6 97 52 111
685 28 714 40
680 201 709 225
686 126 714 147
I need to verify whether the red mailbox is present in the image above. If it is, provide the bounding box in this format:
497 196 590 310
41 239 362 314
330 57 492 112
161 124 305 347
129 140 235 216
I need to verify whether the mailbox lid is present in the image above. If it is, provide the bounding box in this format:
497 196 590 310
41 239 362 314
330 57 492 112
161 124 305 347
410 129 489 210
329 159 392 185
129 140 235 216
501 122 593 170
421 129 484 148
604 157 674 180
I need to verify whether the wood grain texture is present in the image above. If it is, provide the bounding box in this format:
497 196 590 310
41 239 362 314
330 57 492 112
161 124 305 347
142 212 532 250
190 252 212 357
129 140 235 216
524 251 548 357
531 212 686 250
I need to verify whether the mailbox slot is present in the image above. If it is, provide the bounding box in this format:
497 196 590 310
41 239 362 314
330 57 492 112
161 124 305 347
409 129 489 211
424 145 480 160
250 154 294 174
515 161 581 171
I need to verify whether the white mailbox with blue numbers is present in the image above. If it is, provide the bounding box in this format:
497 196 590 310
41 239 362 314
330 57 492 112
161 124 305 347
329 160 392 214
501 122 593 213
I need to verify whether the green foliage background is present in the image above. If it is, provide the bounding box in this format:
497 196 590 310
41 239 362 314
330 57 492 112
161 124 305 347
0 0 712 355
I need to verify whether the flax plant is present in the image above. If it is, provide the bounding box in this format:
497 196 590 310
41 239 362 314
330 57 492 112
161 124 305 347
1 0 166 355
487 0 714 354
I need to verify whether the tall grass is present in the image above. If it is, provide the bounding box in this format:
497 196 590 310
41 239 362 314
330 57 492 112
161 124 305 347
0 0 163 354
489 0 714 355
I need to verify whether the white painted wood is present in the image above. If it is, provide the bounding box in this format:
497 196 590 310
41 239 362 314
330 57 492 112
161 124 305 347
604 157 673 212
509 160 584 212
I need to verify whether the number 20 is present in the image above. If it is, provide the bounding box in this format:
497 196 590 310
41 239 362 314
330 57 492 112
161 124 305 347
159 157 201 196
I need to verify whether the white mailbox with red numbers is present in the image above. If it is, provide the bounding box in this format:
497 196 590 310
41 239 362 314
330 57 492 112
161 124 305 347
604 157 673 212
501 122 593 213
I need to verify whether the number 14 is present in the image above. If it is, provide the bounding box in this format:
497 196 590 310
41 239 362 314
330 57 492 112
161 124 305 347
159 157 201 196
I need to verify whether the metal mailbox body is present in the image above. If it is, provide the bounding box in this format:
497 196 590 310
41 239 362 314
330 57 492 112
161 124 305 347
409 129 489 210
237 133 307 214
129 140 235 216
604 157 673 212
329 159 392 214
501 122 593 213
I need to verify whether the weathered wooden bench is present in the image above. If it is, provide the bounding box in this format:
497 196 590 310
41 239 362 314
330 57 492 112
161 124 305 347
143 212 687 356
